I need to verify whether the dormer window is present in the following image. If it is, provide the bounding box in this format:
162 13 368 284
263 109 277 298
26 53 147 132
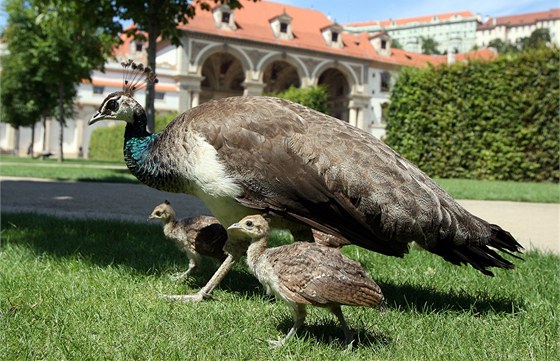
212 4 236 30
321 23 343 48
270 11 293 40
221 11 230 24
331 32 339 42
135 43 143 52
369 32 392 56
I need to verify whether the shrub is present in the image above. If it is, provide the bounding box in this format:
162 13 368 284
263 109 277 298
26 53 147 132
272 85 329 114
385 46 559 182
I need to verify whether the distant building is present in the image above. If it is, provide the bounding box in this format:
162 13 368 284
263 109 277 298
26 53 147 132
0 0 495 157
477 9 560 47
345 11 479 54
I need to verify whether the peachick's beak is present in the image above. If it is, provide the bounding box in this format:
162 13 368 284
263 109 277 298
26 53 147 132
227 223 242 231
88 111 103 125
147 215 156 221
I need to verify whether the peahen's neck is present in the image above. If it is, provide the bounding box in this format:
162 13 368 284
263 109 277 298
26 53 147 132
123 110 179 191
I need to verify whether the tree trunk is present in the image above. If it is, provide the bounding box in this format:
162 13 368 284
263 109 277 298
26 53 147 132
42 115 48 153
28 121 36 158
57 82 65 163
13 126 20 156
145 12 159 133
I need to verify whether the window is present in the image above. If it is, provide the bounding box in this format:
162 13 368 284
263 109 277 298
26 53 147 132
380 71 391 92
221 11 230 24
331 31 339 42
381 39 387 49
93 86 104 94
280 22 288 33
155 92 165 100
135 43 143 52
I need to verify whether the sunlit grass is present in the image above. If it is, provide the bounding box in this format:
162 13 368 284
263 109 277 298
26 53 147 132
1 213 558 360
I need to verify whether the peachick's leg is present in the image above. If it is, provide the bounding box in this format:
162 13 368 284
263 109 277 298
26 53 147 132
160 254 237 303
268 304 307 348
329 305 354 348
169 260 196 281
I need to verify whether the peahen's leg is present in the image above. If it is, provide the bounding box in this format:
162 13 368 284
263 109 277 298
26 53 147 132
160 254 237 302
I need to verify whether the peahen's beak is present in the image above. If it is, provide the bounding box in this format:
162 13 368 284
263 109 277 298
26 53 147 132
227 223 242 231
88 111 104 125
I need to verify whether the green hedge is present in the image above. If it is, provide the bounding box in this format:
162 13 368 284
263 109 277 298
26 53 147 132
272 85 329 114
385 46 559 182
89 112 178 161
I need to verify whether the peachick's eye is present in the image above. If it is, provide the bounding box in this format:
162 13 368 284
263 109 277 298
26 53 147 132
245 220 254 227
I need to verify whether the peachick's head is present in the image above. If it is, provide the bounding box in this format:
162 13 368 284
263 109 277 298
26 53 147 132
147 200 176 223
227 214 270 242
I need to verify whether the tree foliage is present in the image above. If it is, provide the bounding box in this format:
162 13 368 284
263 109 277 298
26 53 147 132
420 36 441 55
385 46 559 182
488 28 552 54
272 85 329 114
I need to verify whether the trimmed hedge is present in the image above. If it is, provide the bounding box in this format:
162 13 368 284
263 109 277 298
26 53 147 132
89 112 178 161
385 46 559 182
272 85 329 114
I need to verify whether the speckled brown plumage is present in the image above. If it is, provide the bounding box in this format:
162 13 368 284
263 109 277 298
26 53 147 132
229 215 384 347
90 91 524 305
148 201 227 280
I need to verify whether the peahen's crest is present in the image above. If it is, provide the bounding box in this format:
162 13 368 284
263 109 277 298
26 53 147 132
121 59 158 96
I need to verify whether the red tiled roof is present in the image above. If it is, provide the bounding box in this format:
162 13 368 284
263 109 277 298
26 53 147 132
346 11 475 28
179 0 374 60
478 9 560 29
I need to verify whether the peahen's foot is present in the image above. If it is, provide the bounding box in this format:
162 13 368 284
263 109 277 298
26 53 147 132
159 290 212 303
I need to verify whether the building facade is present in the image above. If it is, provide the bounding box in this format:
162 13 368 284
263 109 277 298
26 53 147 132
0 1 493 158
345 11 479 54
476 9 560 47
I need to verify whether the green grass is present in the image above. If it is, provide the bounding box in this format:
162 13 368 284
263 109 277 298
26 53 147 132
1 155 558 202
1 213 558 360
0 156 137 183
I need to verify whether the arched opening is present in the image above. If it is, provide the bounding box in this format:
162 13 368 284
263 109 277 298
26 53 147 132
262 60 301 94
318 68 350 121
200 52 245 103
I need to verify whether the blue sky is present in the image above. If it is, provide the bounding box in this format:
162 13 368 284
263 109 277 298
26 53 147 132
1 0 558 30
279 0 559 24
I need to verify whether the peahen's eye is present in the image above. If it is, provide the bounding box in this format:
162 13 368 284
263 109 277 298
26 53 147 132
245 220 254 227
106 99 118 111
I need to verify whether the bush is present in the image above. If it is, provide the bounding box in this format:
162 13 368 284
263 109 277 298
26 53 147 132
385 46 559 182
89 112 178 161
271 85 329 114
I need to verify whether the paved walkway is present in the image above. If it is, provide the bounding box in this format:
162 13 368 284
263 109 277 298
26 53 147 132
1 176 558 255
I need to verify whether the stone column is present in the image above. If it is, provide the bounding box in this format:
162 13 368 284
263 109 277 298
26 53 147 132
242 80 265 96
178 74 204 111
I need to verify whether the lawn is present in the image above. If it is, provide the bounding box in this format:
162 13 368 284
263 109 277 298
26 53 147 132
1 213 558 360
1 155 559 203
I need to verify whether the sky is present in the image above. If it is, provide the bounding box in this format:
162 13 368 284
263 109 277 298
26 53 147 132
0 0 558 30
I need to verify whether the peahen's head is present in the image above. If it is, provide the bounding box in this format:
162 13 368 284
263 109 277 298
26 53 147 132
88 91 144 126
88 59 156 129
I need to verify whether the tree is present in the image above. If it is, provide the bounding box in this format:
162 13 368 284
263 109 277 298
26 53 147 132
273 85 328 114
390 38 403 49
17 0 120 162
115 0 259 132
420 36 441 55
1 0 55 156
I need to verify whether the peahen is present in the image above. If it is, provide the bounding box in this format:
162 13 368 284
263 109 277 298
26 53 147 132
228 214 384 347
89 61 523 301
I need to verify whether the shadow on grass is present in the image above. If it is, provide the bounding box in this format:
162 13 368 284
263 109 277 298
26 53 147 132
378 280 524 314
275 317 390 349
1 212 525 312
1 212 263 298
